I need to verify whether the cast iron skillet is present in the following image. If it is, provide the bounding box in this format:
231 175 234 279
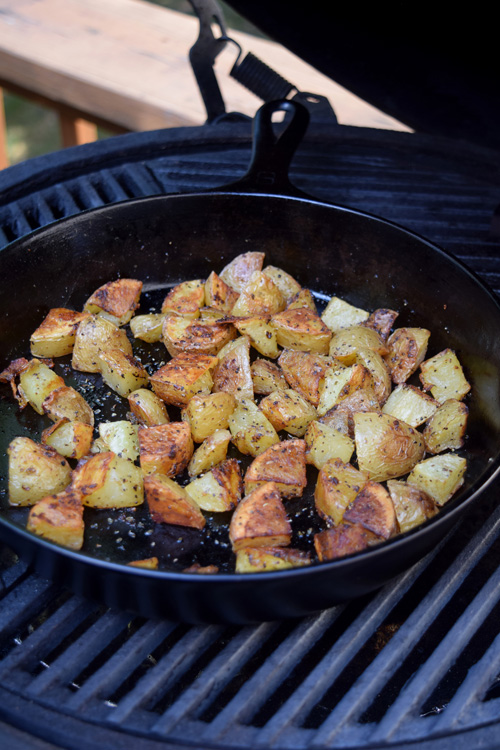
0 101 499 624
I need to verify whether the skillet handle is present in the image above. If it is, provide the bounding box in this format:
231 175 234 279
224 99 311 197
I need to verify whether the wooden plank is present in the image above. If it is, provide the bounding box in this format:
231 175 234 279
0 87 8 168
0 0 409 133
59 114 98 148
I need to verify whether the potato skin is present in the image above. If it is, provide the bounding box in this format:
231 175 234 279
343 481 399 539
354 412 425 482
138 422 194 477
8 437 72 506
84 278 142 325
144 473 206 529
229 481 291 551
244 438 307 498
314 523 381 561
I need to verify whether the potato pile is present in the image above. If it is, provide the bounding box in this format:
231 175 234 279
2 251 471 573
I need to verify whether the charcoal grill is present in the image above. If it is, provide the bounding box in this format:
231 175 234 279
1 1 500 747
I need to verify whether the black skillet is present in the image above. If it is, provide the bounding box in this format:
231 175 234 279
0 100 499 624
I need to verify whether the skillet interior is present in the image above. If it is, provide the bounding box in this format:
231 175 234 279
0 191 499 623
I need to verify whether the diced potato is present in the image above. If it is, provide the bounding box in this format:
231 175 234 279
162 314 236 357
423 398 469 453
72 314 133 373
407 453 467 506
129 313 166 343
98 420 140 462
262 265 302 303
144 473 206 529
229 481 291 551
185 458 243 512
27 488 84 550
355 348 392 405
385 327 430 384
231 271 286 316
318 408 351 436
317 363 373 416
98 348 149 397
204 270 240 312
314 458 369 525
0 357 30 408
387 480 438 533
244 438 307 498
149 352 218 407
319 387 380 437
251 358 288 395
321 296 370 332
30 308 90 357
183 563 219 574
233 316 279 358
188 429 232 476
419 348 471 403
84 278 142 326
286 288 318 312
182 392 236 442
228 397 280 457
259 388 317 437
8 436 72 506
128 557 159 570
278 349 332 407
314 523 381 561
354 412 425 482
343 481 399 539
138 422 193 477
42 385 94 426
304 420 355 469
72 451 144 508
19 358 65 414
382 383 439 427
362 308 399 341
212 335 254 401
127 388 170 426
161 279 205 318
329 325 388 365
42 418 93 460
235 546 311 573
219 251 265 293
271 308 332 354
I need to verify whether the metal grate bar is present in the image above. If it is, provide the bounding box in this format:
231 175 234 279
118 164 165 197
309 503 500 748
95 169 132 203
0 576 58 643
0 553 29 595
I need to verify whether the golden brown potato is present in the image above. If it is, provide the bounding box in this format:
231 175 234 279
278 349 332 407
182 391 236 442
27 488 84 550
385 327 430 384
317 363 374 417
162 314 236 357
314 523 381 561
72 314 133 373
229 481 291 551
127 388 170 426
228 397 280 457
321 296 369 332
8 436 72 506
129 313 166 343
72 451 144 508
233 316 279 358
84 278 142 326
231 271 286 317
259 388 317 437
286 288 318 312
355 348 392 405
185 458 243 512
423 398 469 453
138 422 193 477
187 429 232 476
362 308 399 341
98 420 140 462
150 352 218 407
212 335 254 401
382 383 439 428
161 279 205 318
42 385 94 426
0 357 30 408
244 438 307 498
128 557 159 570
204 270 240 312
235 546 311 573
419 349 471 403
387 480 438 533
98 349 149 397
19 358 65 414
407 453 467 506
144 473 206 529
314 458 369 525
271 308 332 354
304 420 355 469
329 325 388 365
183 563 219 574
354 412 425 482
262 265 302 304
251 358 289 395
219 251 265 293
42 418 94 460
343 481 399 539
320 386 380 437
30 308 90 357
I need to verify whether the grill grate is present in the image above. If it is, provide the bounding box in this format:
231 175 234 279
0 120 499 749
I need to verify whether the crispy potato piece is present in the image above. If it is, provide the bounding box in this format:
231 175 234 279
43 385 94 426
128 557 159 570
183 563 219 574
271 308 332 354
354 412 425 482
98 349 149 397
318 408 351 437
278 349 332 407
244 438 307 498
138 422 193 477
304 420 355 469
407 453 467 506
186 458 243 512
182 392 236 442
355 348 392 405
205 270 240 312
72 451 144 508
314 523 381 561
144 473 206 529
329 325 388 365
382 383 439 428
385 327 430 384
317 363 373 417
321 296 370 332
387 480 438 533
127 388 170 426
423 398 469 453
229 481 291 551
0 357 30 408
129 313 166 343
212 335 254 400
42 418 94 460
98 420 140 462
319 386 380 437
233 316 279 358
362 308 399 341
162 315 236 357
30 308 90 357
188 429 232 476
343 481 399 539
219 251 265 293
228 397 280 457
262 265 302 303
27 487 84 550
150 352 218 407
251 358 288 395
231 271 286 316
72 314 133 373
235 546 311 573
314 458 369 526
259 388 317 437
19 358 65 415
161 279 205 318
419 348 471 403
286 288 318 312
8 436 72 506
84 278 142 326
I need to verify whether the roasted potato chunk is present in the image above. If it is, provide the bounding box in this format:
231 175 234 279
244 438 307 498
278 349 332 407
235 546 311 573
72 314 133 373
182 392 236 442
343 481 399 539
355 348 392 405
314 523 381 561
304 420 355 468
314 458 369 526
407 453 467 506
144 473 206 529
162 314 236 357
188 429 232 476
228 397 280 457
127 388 170 426
231 271 286 316
138 422 193 477
251 358 288 395
219 251 265 293
19 358 65 414
72 451 144 508
30 308 90 357
27 488 84 550
98 420 140 462
329 325 388 365
319 386 380 437
212 335 254 401
43 385 94 426
271 307 332 354
8 436 72 506
419 348 471 403
387 480 438 533
317 363 374 417
423 398 469 453
129 313 166 343
382 383 439 428
229 481 291 551
354 412 425 482
98 348 149 397
150 352 218 407
186 458 243 512
287 288 318 312
161 279 205 318
362 308 399 341
233 316 279 359
128 557 159 570
262 265 302 304
204 270 240 312
259 388 317 437
84 278 142 326
385 327 430 384
321 296 369 332
42 418 94 460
